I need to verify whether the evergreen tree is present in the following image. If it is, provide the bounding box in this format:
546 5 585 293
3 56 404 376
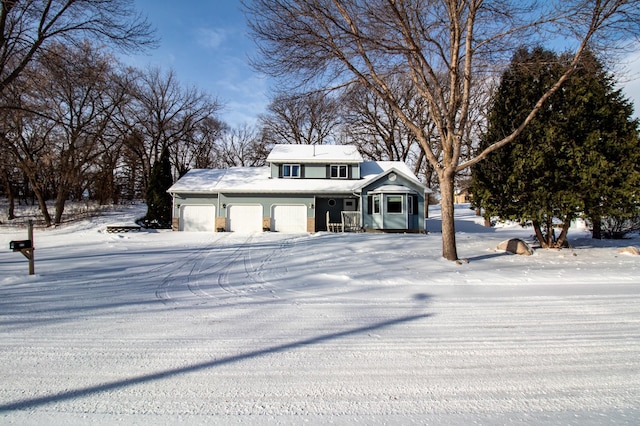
472 47 640 247
143 147 173 228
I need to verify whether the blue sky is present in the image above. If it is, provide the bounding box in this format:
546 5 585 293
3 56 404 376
123 1 640 128
122 1 268 127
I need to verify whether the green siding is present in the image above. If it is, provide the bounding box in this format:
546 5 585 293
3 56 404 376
174 193 314 219
172 194 218 218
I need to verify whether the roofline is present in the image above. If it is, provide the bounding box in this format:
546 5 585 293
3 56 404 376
169 189 360 195
358 166 431 193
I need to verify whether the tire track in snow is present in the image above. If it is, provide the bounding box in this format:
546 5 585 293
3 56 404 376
211 235 298 300
192 234 254 298
157 234 257 304
155 234 232 305
239 236 299 298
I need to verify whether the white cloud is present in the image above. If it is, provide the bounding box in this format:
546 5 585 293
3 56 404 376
196 28 227 49
618 46 640 117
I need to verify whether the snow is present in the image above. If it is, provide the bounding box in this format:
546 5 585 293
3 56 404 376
266 144 363 163
168 162 426 195
1 203 639 425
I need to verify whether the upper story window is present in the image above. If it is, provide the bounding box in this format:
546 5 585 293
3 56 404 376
330 165 348 179
282 164 300 178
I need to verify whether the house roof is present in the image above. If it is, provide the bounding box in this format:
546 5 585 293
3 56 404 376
169 161 431 195
266 144 363 164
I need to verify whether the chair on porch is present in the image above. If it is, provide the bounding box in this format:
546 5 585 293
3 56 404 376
326 211 343 232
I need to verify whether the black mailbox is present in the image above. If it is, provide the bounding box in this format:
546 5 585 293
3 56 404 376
10 240 32 251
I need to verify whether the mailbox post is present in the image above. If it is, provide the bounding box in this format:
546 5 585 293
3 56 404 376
9 220 35 275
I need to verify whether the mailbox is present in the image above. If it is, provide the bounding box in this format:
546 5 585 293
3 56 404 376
10 239 32 251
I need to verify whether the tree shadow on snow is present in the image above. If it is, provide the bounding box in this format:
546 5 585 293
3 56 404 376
0 311 433 412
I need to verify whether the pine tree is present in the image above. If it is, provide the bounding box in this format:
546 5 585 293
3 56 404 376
143 147 173 228
472 47 640 247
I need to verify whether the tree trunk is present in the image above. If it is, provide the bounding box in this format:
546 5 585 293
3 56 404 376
532 220 549 248
7 190 15 220
555 219 571 248
439 170 459 261
34 188 52 227
23 170 52 226
1 169 16 220
54 189 68 225
591 216 602 239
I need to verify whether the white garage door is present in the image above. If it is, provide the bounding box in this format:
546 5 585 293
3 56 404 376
272 205 308 233
180 205 216 232
228 205 263 233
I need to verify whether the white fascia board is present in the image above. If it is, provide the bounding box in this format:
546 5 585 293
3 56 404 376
357 166 429 193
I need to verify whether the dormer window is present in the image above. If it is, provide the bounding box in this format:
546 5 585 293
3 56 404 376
330 165 348 179
282 164 300 178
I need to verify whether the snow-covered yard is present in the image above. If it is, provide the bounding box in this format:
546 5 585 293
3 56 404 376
1 203 639 425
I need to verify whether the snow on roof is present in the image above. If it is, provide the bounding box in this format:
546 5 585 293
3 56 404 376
168 161 430 195
266 144 363 163
360 161 414 179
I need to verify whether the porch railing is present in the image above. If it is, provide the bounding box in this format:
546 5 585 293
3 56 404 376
341 211 362 232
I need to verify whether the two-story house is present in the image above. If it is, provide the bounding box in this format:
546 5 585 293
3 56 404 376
168 144 430 233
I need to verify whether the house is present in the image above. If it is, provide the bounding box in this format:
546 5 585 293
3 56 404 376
454 187 473 204
167 144 431 233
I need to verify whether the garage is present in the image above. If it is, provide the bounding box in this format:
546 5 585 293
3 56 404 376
272 205 308 233
227 205 263 233
180 205 216 232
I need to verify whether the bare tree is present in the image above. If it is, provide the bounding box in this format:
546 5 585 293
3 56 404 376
244 0 640 260
0 83 57 225
33 42 126 223
260 90 341 145
215 123 271 168
341 75 437 185
0 0 156 96
122 67 223 190
173 116 226 175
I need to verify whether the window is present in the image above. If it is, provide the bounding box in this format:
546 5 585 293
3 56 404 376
373 195 381 214
387 195 403 213
330 165 348 179
282 164 300 178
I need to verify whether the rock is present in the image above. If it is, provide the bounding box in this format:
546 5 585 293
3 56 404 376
497 238 534 256
617 246 640 256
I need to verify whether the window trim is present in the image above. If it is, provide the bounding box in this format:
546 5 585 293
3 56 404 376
330 164 348 179
282 163 301 178
373 194 381 214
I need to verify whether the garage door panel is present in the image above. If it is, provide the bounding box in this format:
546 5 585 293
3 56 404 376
272 205 307 233
180 205 215 232
228 205 263 233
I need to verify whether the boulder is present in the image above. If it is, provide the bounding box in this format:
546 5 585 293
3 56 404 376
617 246 640 256
497 238 534 256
